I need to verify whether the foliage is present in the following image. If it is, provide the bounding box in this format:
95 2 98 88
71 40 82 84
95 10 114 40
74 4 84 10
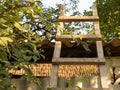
0 0 84 89
2 0 119 89
0 0 47 89
95 0 120 40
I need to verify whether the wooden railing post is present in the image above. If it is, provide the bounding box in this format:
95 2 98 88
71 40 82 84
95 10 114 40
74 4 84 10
50 4 65 88
92 4 108 88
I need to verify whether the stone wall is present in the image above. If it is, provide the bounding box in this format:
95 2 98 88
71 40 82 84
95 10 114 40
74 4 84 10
11 76 101 90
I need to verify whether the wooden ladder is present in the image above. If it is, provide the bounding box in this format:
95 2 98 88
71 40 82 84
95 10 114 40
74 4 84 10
49 4 108 90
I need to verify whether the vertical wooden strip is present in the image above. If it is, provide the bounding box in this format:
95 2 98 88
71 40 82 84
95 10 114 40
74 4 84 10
99 65 109 88
96 41 104 58
50 41 61 87
50 65 59 87
53 41 62 58
92 4 108 88
92 4 102 89
92 4 103 89
50 4 65 88
56 5 65 36
92 4 101 35
92 4 104 59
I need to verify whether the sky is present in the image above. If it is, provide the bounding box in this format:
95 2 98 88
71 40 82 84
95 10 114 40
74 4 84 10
42 0 95 13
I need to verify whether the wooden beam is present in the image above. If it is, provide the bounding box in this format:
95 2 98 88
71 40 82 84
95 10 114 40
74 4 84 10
48 88 110 90
58 16 99 22
52 58 105 65
56 34 102 41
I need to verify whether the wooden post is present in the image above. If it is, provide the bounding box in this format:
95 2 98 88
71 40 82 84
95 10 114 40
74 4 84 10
92 4 108 88
50 5 65 88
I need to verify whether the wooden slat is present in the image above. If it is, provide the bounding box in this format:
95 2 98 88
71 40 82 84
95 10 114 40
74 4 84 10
50 39 62 86
50 42 62 87
92 4 103 88
52 41 62 58
50 65 58 87
52 58 105 65
56 34 102 41
96 41 104 59
48 88 110 90
58 16 99 22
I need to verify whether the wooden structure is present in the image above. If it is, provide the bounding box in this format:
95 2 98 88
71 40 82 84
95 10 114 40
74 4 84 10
49 4 108 90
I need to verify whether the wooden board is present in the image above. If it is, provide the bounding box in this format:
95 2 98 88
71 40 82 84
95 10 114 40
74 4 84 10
58 16 99 22
56 35 102 41
48 88 110 90
52 58 105 65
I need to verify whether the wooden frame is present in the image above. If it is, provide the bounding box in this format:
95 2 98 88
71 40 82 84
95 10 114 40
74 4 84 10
50 4 107 89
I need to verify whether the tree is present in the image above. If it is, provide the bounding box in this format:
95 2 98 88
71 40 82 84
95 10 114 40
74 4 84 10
0 0 46 89
95 0 120 40
0 0 82 89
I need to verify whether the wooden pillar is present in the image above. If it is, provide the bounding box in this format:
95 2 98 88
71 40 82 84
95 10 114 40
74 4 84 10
92 4 108 88
50 5 65 88
50 41 61 87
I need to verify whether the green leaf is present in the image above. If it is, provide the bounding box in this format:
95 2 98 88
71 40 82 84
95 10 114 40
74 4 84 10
23 55 32 61
23 24 29 30
40 54 45 60
0 37 13 46
33 50 40 57
24 42 36 50
0 52 8 61
14 22 24 31
33 6 43 14
20 66 33 75
33 55 39 62
27 10 34 21
46 24 52 30
0 18 7 24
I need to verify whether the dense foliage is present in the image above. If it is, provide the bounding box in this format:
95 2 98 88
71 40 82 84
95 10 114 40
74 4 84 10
0 0 47 89
96 0 120 40
0 0 80 89
0 0 119 89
